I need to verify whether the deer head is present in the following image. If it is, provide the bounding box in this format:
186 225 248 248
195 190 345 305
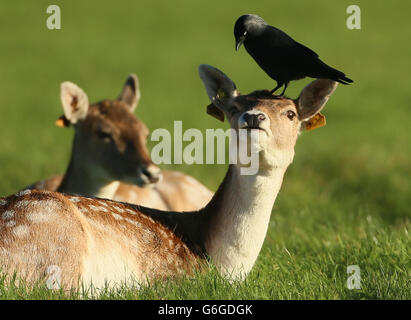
58 74 161 188
199 64 338 171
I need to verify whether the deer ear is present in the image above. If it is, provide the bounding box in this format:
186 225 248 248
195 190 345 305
118 73 140 112
60 82 89 125
198 64 239 115
296 79 338 121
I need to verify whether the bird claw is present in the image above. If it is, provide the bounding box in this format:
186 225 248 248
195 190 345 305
270 92 284 98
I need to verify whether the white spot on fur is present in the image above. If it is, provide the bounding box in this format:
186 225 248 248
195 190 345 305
157 227 170 238
89 205 108 212
97 200 109 207
27 210 53 223
69 197 81 203
2 210 14 220
136 213 155 224
5 220 16 227
13 225 29 238
112 213 123 220
125 208 137 215
16 189 31 197
15 200 60 211
111 205 126 213
125 217 143 228
0 199 7 206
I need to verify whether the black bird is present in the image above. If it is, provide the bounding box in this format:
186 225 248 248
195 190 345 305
234 14 353 95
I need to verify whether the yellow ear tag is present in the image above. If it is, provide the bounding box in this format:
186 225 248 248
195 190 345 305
305 112 326 131
55 115 70 128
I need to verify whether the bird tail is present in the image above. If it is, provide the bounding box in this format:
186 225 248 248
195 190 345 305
315 60 354 85
333 72 354 85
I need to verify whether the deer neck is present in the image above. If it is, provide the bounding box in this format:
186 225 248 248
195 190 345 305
203 164 287 279
57 137 119 199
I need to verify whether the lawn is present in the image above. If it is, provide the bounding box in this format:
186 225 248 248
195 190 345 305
0 0 409 299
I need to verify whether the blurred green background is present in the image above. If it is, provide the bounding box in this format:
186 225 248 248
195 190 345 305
0 1 409 299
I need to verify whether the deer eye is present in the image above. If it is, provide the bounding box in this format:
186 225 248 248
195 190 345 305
286 110 296 120
96 130 112 142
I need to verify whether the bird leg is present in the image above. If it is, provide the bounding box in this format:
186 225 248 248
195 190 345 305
270 82 283 95
278 82 289 96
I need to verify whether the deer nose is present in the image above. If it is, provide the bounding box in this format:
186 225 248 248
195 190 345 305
141 165 162 184
243 112 266 128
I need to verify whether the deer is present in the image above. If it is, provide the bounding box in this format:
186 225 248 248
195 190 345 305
27 74 212 211
0 65 338 289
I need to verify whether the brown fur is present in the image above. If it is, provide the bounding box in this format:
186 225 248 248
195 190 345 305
31 170 212 212
0 191 201 287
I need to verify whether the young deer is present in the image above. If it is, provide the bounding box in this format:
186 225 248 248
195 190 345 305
28 75 212 211
0 65 337 289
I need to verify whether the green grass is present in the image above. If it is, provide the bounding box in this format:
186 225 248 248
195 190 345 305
0 0 409 299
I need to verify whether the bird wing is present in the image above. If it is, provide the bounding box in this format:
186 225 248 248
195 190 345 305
293 42 319 58
263 26 319 60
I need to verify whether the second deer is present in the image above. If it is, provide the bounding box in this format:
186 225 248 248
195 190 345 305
28 74 212 211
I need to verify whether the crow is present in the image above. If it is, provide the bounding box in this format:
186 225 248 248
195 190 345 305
234 14 353 95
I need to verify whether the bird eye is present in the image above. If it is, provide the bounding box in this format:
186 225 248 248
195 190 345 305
286 110 296 120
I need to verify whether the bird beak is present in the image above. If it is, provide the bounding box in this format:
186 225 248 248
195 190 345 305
235 36 245 51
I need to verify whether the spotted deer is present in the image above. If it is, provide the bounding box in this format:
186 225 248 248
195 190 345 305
0 65 338 289
28 74 212 211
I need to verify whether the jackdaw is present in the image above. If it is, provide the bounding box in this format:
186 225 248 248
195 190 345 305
234 14 353 95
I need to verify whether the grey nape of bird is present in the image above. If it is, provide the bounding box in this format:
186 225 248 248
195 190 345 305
234 14 353 96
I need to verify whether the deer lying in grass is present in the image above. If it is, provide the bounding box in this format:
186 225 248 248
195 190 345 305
0 65 337 289
28 74 212 211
